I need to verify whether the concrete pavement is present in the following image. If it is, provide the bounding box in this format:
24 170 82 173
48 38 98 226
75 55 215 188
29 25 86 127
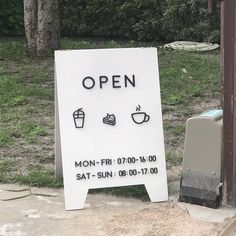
0 183 236 236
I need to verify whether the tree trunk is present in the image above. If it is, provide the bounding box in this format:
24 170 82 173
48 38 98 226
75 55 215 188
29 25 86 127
37 0 60 56
23 0 59 57
23 0 38 56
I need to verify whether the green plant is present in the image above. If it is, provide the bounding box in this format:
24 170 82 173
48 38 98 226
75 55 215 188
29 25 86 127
0 129 13 147
18 122 47 142
0 40 26 60
0 159 16 182
0 0 24 36
166 151 183 166
0 75 27 108
90 185 149 201
1 0 220 42
162 0 220 42
59 0 220 42
159 50 220 106
14 165 63 188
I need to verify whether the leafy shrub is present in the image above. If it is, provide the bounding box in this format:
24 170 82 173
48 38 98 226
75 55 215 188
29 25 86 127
116 0 166 41
59 0 167 40
162 0 220 42
59 0 220 42
1 0 220 43
0 0 24 36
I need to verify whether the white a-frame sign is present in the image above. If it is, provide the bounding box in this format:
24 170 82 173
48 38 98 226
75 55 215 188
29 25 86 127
55 48 168 210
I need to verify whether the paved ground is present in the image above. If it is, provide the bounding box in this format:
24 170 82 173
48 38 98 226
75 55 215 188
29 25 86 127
0 183 236 236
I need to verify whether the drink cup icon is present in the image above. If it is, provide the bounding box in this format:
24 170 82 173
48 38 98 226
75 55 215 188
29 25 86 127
73 108 85 128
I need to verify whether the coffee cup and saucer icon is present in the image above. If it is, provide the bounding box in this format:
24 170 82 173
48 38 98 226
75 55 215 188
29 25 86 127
131 105 150 124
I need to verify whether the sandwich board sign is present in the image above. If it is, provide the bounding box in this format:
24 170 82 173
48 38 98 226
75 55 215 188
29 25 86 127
55 48 168 210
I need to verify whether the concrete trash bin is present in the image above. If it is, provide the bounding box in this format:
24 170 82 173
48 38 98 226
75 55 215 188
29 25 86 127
179 109 223 208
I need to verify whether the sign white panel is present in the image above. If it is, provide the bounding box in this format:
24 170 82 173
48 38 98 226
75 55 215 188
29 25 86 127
55 48 168 210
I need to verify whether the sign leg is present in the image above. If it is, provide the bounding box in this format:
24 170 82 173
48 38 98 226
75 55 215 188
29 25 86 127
55 86 63 178
65 188 88 210
145 182 168 202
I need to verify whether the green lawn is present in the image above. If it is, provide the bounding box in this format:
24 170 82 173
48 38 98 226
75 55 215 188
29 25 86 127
0 38 220 198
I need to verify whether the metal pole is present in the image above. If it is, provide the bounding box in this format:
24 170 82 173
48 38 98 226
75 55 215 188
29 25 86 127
222 0 236 207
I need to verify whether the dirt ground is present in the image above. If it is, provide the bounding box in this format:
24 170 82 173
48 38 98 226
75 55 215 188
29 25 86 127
0 184 233 236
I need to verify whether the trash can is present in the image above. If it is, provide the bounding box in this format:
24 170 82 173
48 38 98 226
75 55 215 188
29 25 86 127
179 109 223 208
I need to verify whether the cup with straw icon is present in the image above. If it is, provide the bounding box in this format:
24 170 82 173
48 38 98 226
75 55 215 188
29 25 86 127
73 108 85 128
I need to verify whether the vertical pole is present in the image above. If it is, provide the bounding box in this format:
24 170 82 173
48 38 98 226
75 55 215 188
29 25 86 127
222 0 236 206
208 0 214 14
220 1 224 107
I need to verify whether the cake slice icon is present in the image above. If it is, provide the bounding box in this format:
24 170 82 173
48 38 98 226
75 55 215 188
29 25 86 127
103 113 116 126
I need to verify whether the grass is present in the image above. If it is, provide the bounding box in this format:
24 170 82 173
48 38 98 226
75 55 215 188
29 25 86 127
165 151 183 166
0 160 63 187
0 159 16 182
89 185 149 201
17 122 47 143
0 39 26 60
159 49 220 105
0 38 220 198
14 165 63 188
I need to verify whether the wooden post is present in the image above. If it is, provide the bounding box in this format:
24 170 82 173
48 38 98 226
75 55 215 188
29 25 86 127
208 0 214 14
220 1 224 107
222 0 236 207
